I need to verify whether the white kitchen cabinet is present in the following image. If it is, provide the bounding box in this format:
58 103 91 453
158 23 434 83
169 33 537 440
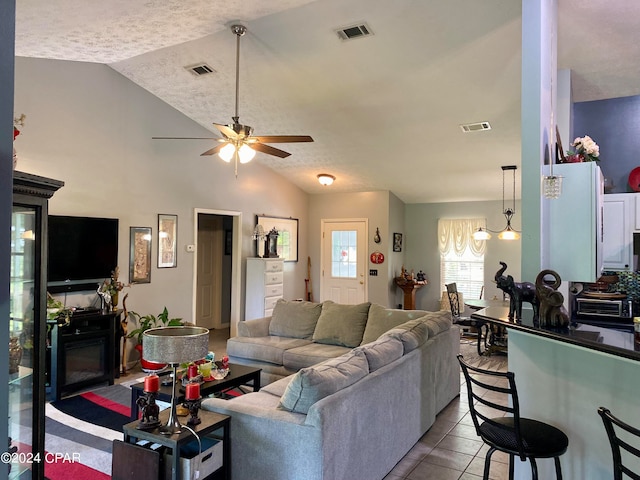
245 258 284 320
547 162 603 282
634 194 640 230
603 193 633 270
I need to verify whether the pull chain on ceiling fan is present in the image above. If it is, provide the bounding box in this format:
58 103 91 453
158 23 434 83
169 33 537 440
153 24 314 177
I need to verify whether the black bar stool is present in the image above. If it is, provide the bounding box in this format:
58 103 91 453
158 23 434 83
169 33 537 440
598 406 640 480
458 355 568 479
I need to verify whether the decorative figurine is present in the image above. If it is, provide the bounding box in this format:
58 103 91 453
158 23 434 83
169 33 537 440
494 262 539 321
136 392 161 430
264 228 280 258
535 269 570 328
416 270 426 282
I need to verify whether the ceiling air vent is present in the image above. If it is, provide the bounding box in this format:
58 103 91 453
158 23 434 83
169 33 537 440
185 63 216 76
336 23 373 41
460 121 492 133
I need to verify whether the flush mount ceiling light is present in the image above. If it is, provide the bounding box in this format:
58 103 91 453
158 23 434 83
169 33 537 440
473 165 521 241
317 174 336 186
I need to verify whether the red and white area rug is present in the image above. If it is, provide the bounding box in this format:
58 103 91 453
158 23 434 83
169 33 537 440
44 384 133 479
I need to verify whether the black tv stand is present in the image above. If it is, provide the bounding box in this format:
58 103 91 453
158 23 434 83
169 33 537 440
47 309 123 401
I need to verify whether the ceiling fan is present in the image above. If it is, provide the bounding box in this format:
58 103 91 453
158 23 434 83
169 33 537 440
153 24 314 176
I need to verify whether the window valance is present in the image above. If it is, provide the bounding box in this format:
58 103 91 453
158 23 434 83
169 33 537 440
438 218 486 257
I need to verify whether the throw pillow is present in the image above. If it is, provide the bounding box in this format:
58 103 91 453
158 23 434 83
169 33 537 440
382 318 429 354
278 349 369 414
269 299 323 339
361 303 429 345
312 301 371 347
353 335 404 372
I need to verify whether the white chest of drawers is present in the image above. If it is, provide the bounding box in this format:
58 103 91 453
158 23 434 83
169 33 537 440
245 258 284 320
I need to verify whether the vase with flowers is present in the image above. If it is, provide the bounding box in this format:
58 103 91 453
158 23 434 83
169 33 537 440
565 135 601 163
99 266 128 311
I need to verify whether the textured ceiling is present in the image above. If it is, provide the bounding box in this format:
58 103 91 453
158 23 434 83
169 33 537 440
14 0 640 203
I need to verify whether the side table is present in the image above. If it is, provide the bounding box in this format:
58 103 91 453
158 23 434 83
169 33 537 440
122 408 230 480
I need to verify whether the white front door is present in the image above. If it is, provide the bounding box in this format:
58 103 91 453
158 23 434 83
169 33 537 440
320 219 367 304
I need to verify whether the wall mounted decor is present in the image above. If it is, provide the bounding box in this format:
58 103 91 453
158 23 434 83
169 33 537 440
393 233 403 252
130 226 152 284
256 215 298 262
158 214 177 268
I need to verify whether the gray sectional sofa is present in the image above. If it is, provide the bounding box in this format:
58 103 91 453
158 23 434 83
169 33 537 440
201 300 460 480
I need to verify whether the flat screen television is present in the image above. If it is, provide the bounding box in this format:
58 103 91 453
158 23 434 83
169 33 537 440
47 215 119 286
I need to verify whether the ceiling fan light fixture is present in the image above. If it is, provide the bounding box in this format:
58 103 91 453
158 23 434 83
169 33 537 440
218 143 235 162
238 143 256 163
317 174 336 186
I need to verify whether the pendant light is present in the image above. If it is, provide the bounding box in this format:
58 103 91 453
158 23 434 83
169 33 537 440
473 165 521 241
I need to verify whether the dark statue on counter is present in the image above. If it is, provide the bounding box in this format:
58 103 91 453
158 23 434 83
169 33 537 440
535 269 570 328
495 262 539 321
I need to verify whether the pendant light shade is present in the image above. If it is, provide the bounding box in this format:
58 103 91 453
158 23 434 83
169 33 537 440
472 165 521 241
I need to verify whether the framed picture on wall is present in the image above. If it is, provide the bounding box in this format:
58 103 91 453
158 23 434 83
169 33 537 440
158 214 177 268
393 232 403 252
130 226 152 284
256 215 299 262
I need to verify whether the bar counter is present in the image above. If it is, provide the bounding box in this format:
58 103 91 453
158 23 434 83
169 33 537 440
470 306 640 479
470 306 640 362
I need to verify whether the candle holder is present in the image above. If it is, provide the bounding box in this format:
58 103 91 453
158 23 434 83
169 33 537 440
183 398 202 426
136 391 161 430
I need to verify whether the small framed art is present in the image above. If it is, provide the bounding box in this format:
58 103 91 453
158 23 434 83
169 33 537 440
158 214 178 268
393 233 403 252
130 226 152 284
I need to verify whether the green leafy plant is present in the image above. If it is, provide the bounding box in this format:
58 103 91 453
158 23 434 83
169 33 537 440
126 307 183 345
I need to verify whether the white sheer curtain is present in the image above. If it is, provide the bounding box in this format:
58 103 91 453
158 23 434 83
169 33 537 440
437 218 486 257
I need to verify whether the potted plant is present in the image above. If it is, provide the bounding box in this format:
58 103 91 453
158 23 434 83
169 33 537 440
127 307 183 372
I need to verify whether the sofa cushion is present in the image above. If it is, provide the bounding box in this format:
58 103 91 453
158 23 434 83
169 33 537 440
382 318 429 354
283 343 352 371
312 301 371 348
422 310 453 336
260 375 294 398
353 335 404 372
226 336 312 365
361 304 429 345
269 299 323 339
278 349 369 414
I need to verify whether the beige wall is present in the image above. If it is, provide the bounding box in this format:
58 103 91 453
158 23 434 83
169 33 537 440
308 191 400 306
13 57 310 326
405 200 522 311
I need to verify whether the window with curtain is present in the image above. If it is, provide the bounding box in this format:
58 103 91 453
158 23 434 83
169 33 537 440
438 218 486 300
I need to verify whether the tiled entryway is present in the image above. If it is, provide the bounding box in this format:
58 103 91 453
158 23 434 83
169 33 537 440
384 340 510 480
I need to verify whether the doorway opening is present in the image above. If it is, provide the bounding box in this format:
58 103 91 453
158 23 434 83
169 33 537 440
192 209 242 340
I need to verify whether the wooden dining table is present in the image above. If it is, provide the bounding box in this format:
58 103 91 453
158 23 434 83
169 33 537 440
463 298 510 355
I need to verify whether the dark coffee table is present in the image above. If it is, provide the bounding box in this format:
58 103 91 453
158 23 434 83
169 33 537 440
130 363 261 420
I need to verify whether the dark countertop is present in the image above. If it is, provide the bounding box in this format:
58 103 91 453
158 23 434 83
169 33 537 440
470 306 640 362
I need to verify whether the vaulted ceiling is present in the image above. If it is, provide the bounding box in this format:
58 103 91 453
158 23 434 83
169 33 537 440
14 0 640 203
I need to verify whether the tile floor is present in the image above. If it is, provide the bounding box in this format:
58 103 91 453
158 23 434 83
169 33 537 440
122 332 510 480
383 339 510 480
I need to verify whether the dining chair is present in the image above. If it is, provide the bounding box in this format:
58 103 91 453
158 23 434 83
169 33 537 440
458 355 569 479
598 406 640 480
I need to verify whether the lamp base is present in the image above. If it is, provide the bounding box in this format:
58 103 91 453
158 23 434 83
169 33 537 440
159 363 183 435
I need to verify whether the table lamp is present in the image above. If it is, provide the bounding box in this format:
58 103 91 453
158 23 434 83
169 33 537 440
143 326 209 434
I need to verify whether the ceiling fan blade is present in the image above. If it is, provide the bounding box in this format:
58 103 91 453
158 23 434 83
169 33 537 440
252 135 314 143
152 137 220 140
251 143 291 158
200 144 227 156
213 123 238 139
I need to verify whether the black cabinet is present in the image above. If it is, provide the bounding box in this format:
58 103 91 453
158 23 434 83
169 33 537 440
9 171 63 479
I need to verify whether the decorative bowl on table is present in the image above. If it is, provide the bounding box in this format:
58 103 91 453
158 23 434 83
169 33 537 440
211 368 230 380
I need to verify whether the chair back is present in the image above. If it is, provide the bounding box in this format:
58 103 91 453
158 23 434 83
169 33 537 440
457 355 526 460
446 283 462 318
598 407 640 480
